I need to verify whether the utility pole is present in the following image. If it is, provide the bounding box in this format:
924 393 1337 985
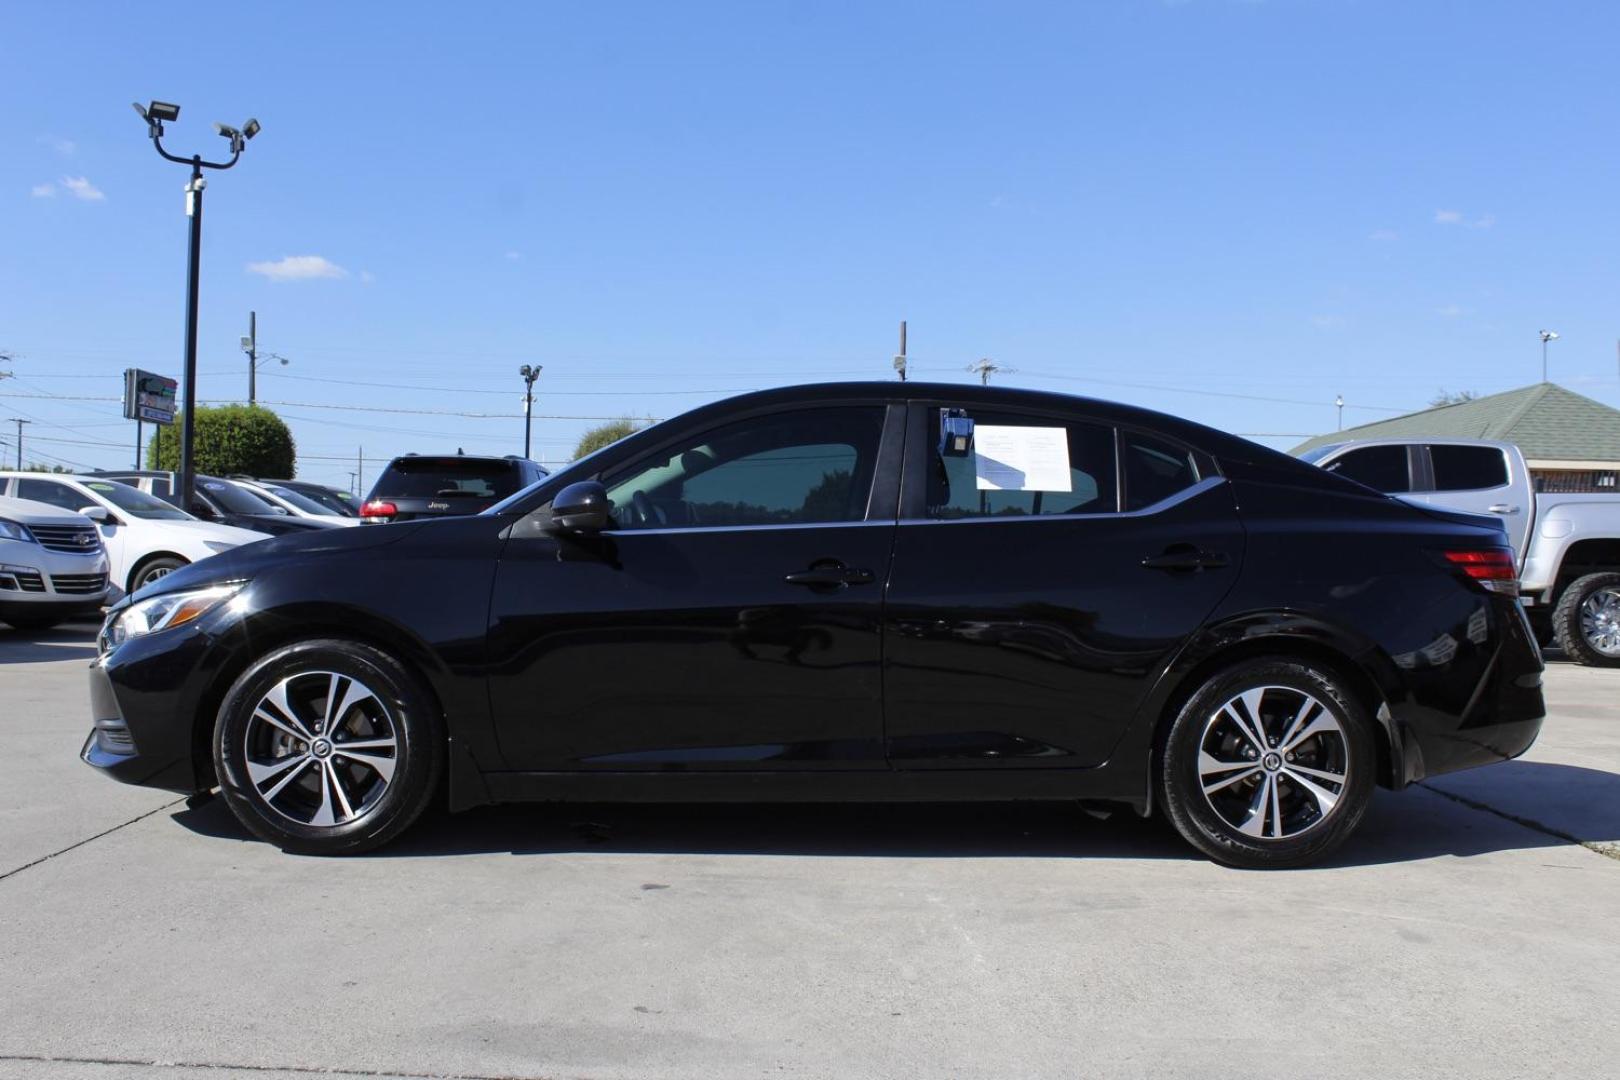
519 364 542 458
244 311 256 405
356 446 364 496
893 321 908 381
133 99 260 515
969 358 1001 385
10 419 30 469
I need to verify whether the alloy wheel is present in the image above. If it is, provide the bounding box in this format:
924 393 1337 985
1197 685 1349 841
1579 587 1620 657
242 670 399 827
139 566 174 587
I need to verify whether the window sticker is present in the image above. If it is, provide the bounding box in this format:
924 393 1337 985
973 425 1073 492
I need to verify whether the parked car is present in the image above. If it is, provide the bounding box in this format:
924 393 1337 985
228 477 360 527
360 454 547 523
96 471 343 536
255 478 361 518
82 383 1543 868
0 495 113 629
0 472 269 594
1300 437 1620 664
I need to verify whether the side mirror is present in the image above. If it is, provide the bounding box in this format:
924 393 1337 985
79 505 111 524
547 481 612 534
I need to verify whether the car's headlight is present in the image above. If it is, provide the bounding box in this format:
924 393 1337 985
102 583 244 651
202 541 239 554
0 518 35 543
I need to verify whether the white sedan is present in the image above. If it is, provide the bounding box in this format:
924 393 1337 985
0 473 269 595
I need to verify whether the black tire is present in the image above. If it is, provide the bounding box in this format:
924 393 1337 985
213 639 444 855
128 555 187 594
1 615 64 631
1551 572 1620 667
1159 658 1376 869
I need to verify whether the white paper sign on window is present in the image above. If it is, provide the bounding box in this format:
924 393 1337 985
973 425 1072 492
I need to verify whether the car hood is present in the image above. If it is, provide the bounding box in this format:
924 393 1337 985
119 518 432 606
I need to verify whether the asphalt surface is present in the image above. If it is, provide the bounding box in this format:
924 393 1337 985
1 621 1616 1080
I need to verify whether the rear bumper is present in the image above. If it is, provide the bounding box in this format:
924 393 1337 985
1390 599 1545 784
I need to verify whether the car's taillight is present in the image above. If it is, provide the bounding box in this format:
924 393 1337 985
360 500 396 523
1438 548 1519 596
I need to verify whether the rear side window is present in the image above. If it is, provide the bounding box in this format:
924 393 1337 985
14 478 84 512
1430 445 1509 491
376 458 523 500
1123 432 1199 511
927 408 1117 519
1325 445 1410 494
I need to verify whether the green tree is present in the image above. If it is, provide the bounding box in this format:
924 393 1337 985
1429 389 1479 407
23 462 71 473
146 405 296 477
574 417 645 460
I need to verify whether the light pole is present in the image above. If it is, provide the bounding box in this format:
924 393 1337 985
9 419 29 469
133 99 260 512
519 364 542 458
240 311 288 405
1540 330 1559 382
1335 394 1344 431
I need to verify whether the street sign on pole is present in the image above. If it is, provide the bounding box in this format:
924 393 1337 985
123 369 178 425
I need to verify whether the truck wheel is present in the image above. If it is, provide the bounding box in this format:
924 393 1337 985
1552 572 1620 666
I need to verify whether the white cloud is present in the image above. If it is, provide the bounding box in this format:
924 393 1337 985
38 136 75 156
60 176 104 201
1435 208 1494 229
1368 228 1399 242
246 255 350 282
30 183 55 198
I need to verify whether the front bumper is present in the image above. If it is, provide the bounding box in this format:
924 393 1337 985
80 618 227 794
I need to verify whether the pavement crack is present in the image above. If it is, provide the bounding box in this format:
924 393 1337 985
1418 782 1620 863
0 1052 558 1080
0 797 186 884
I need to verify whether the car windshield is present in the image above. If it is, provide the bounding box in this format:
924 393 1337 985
1297 445 1345 464
375 458 523 500
263 485 336 516
199 479 287 515
82 480 192 520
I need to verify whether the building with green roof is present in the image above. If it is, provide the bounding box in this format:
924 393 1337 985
1292 383 1620 493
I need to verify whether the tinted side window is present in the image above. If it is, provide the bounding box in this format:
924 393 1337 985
604 407 884 530
1123 432 1199 511
1430 445 1509 491
1326 446 1410 493
926 408 1117 519
15 479 84 512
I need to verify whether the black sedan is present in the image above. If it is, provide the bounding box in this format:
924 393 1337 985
81 383 1544 868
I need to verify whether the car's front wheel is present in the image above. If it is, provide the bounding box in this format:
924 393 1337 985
1159 658 1375 869
213 639 444 855
129 555 187 593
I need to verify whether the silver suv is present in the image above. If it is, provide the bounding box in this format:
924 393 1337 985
0 494 112 630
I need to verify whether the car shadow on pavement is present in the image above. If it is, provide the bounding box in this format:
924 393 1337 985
0 622 100 664
169 759 1620 867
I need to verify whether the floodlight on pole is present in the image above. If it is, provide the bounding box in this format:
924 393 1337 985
1540 330 1559 382
519 364 542 458
1335 394 1345 431
132 97 261 513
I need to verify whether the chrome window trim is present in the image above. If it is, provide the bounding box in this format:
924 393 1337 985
902 475 1226 526
598 519 898 539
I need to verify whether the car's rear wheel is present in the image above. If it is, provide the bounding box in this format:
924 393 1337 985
1551 572 1620 667
1160 658 1375 869
213 639 444 855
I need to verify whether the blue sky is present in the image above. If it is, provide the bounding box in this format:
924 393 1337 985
3 0 1619 491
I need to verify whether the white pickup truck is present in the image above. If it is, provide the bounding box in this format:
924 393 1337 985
1297 437 1620 666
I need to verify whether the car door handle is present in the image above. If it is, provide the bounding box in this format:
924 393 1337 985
1141 545 1229 572
1488 504 1521 515
784 563 875 588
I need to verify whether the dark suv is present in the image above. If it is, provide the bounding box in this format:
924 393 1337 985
360 454 547 524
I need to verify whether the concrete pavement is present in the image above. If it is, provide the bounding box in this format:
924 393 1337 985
1 623 1616 1079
